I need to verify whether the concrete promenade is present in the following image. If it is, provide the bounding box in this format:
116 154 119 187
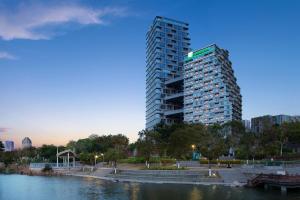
63 164 300 186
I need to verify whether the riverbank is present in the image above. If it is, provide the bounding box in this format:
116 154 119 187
0 164 67 177
5 163 300 188
67 173 232 186
64 164 300 187
64 167 247 187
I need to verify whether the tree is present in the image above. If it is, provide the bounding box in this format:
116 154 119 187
105 148 124 167
222 121 245 153
37 145 64 162
0 141 4 152
168 124 205 159
137 130 156 161
0 152 15 167
79 152 94 165
236 132 258 159
198 127 227 160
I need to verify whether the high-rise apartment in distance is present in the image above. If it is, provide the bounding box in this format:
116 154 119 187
146 16 191 129
251 115 300 133
3 140 14 152
183 44 242 124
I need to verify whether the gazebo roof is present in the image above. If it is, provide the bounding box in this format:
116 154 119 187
57 149 77 157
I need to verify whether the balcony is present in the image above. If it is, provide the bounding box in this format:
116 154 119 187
164 108 184 116
165 92 184 101
165 75 183 86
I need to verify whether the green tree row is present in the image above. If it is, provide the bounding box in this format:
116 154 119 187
136 121 300 161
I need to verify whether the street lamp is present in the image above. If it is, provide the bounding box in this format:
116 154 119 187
208 145 212 176
191 144 196 151
191 144 196 161
100 153 104 162
94 155 98 166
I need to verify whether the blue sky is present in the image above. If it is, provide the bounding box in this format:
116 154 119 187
0 0 299 147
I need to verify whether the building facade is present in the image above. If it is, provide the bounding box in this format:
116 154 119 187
22 137 32 149
183 44 242 125
146 16 191 129
242 120 251 132
251 115 300 133
3 140 14 152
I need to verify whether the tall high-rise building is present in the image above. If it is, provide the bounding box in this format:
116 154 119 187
4 140 14 152
22 137 32 149
146 16 191 129
183 44 242 125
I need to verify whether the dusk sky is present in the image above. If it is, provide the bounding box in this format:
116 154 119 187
0 0 299 147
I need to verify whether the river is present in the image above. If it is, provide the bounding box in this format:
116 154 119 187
0 175 299 200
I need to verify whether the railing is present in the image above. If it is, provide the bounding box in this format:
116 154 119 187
30 162 81 169
241 159 300 168
250 173 300 187
165 92 184 101
165 76 183 85
164 108 184 116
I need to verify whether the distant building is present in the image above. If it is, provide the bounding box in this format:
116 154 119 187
251 115 300 133
22 137 32 149
4 140 14 152
242 120 251 132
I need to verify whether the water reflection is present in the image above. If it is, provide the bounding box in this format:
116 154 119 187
129 183 140 200
0 175 299 200
190 186 203 200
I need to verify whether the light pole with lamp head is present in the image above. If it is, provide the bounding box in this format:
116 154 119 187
94 155 98 166
100 153 104 162
191 144 196 160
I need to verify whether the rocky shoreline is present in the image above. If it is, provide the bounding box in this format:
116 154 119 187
0 164 65 176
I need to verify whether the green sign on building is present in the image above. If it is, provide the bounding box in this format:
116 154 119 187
185 46 215 63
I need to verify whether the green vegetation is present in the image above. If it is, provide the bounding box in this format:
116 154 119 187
0 141 4 152
67 134 129 165
119 157 146 164
1 121 300 167
136 121 300 161
0 134 129 166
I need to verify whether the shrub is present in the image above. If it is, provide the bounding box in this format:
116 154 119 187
42 164 53 172
160 158 176 164
119 157 145 164
149 157 160 163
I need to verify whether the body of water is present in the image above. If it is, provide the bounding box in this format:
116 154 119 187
0 175 299 200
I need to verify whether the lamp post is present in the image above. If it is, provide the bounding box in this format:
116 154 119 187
191 144 196 151
94 155 98 166
100 153 104 162
208 145 211 176
191 144 196 160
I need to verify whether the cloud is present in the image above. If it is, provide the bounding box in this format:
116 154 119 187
0 3 126 40
0 51 16 60
0 127 9 133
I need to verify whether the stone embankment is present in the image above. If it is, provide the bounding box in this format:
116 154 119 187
105 169 223 185
67 165 300 186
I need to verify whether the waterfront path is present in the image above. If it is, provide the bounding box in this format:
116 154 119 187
62 165 300 187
